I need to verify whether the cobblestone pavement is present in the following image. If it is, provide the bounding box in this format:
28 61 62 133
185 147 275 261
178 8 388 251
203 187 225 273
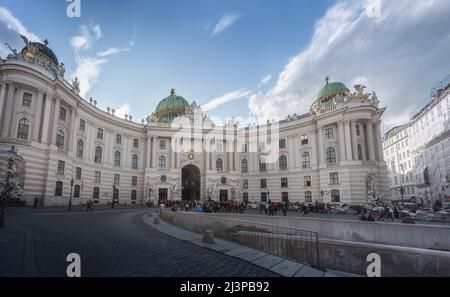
0 209 277 277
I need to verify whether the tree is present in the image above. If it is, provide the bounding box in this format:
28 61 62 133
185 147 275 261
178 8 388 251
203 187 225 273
0 169 23 228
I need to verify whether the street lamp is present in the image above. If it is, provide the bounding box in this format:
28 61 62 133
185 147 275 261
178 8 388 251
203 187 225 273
68 179 74 211
399 186 405 207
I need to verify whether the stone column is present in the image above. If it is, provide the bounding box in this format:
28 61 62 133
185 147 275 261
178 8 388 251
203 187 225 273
50 98 61 146
68 108 77 154
310 129 318 167
205 141 210 170
227 140 233 171
41 96 52 144
344 121 353 161
288 135 296 169
338 121 346 162
366 120 376 161
351 120 358 161
317 126 324 165
151 136 157 168
233 139 239 172
0 82 7 133
8 86 20 138
374 120 383 161
33 90 45 142
2 83 16 138
146 137 151 167
170 137 175 169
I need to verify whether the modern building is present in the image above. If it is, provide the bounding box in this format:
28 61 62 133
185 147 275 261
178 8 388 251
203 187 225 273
0 38 390 206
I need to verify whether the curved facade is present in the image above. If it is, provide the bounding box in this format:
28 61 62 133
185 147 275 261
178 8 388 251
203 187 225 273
0 42 390 206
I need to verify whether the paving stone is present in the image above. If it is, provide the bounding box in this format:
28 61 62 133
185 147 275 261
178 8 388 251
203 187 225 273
270 260 305 277
251 255 285 269
235 250 267 262
294 265 326 277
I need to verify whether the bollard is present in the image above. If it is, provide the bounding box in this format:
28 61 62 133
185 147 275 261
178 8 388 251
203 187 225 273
153 217 160 225
202 230 215 244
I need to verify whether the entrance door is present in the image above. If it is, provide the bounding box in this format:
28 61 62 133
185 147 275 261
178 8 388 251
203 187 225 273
220 190 228 202
182 165 201 201
159 188 168 203
113 188 119 203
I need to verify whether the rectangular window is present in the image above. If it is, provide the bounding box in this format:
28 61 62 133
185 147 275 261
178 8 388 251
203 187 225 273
305 191 312 203
59 107 66 121
79 119 85 132
133 138 139 148
160 140 166 150
329 172 339 185
301 134 309 145
304 176 312 187
97 128 104 140
22 93 32 107
114 174 120 185
279 139 286 149
57 160 65 175
94 171 101 183
216 142 223 153
260 179 267 189
260 192 268 203
116 134 122 145
331 190 340 203
281 178 288 188
243 179 248 189
356 125 361 136
75 167 82 180
242 143 248 153
259 160 267 172
325 127 334 139
132 176 138 186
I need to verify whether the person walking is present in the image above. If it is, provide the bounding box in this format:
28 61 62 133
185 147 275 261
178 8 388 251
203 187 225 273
32 196 39 210
86 200 94 212
386 207 395 221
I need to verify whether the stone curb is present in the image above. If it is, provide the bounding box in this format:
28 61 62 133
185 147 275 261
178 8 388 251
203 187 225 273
142 214 355 277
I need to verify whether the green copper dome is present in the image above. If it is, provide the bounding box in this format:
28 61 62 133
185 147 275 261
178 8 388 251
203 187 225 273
155 89 190 122
316 78 349 102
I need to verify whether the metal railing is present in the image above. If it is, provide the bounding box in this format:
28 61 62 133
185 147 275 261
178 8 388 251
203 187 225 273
161 210 321 267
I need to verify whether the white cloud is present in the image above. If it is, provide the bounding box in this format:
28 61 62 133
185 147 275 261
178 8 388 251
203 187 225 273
248 0 450 132
261 74 272 84
0 5 40 56
212 14 241 36
202 89 251 112
70 24 133 97
97 47 130 57
115 103 131 119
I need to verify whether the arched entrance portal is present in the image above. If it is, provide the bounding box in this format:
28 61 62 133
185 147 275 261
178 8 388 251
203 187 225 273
182 165 201 201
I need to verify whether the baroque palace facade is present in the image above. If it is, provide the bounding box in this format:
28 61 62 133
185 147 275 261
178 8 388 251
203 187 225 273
0 38 389 206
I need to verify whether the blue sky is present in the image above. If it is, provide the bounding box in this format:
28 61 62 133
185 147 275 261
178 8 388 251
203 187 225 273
1 0 449 131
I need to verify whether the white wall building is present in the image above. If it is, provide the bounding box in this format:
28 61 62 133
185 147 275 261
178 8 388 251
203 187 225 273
0 39 390 206
382 124 417 201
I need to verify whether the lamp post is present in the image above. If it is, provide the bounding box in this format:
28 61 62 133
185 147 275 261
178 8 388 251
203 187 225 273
68 178 74 211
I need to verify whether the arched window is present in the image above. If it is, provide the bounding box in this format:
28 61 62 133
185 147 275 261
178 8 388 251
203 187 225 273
114 151 121 167
357 144 363 161
94 146 103 163
131 190 137 201
76 140 84 158
159 156 166 169
132 155 139 170
93 187 100 199
56 129 65 149
74 185 81 198
302 152 311 169
17 118 30 140
216 158 223 171
325 147 337 165
241 159 248 173
279 155 288 171
55 181 63 196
